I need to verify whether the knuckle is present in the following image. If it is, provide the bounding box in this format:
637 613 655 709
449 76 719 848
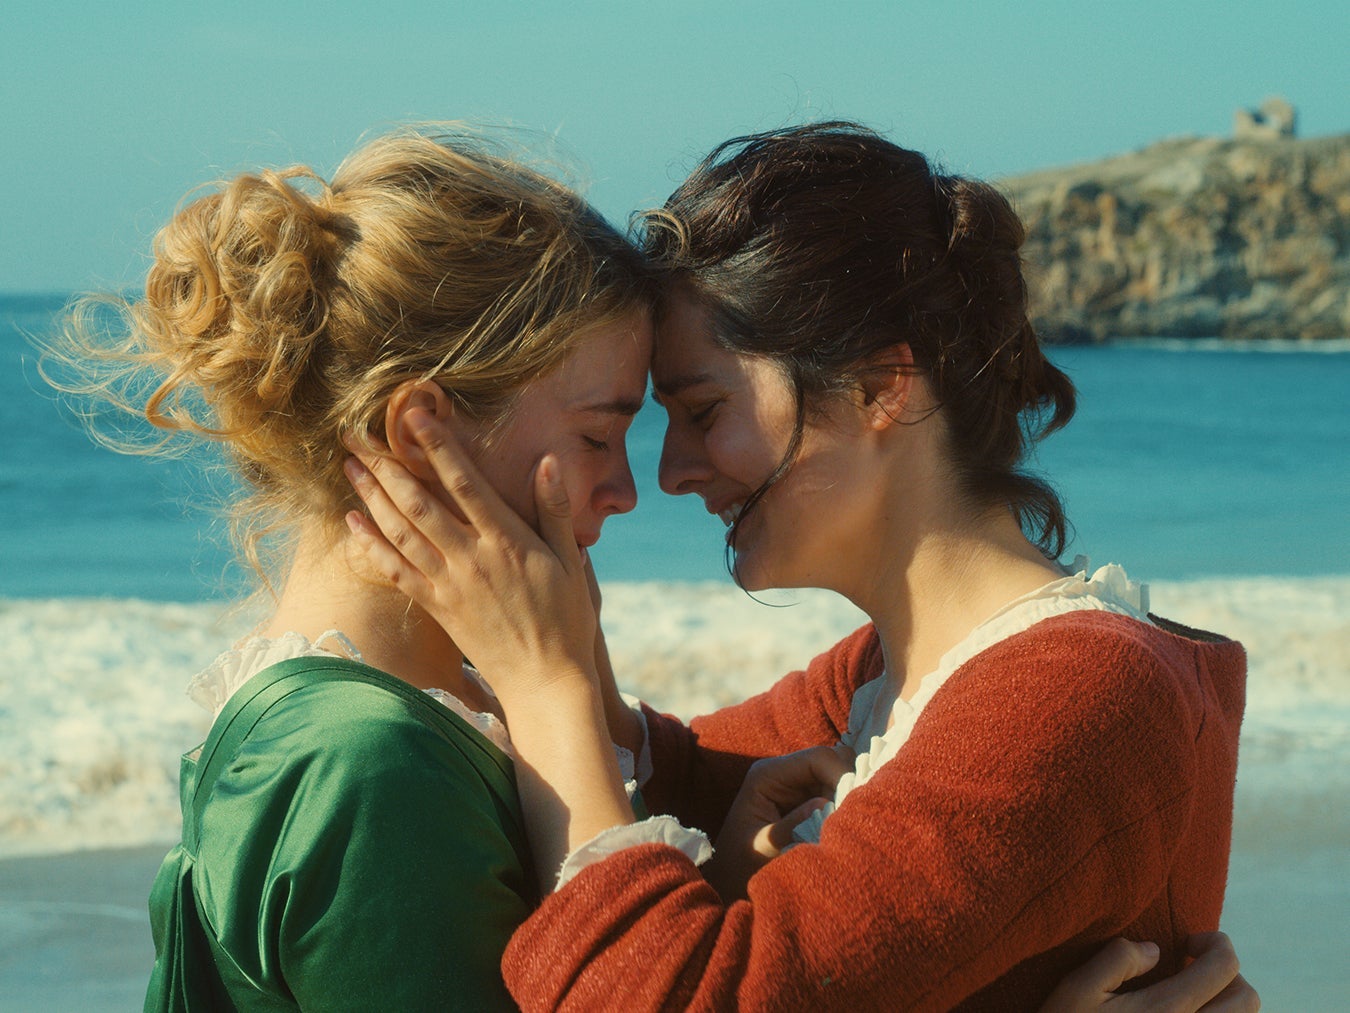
468 554 493 585
446 472 477 501
1102 936 1134 961
417 429 447 455
388 524 416 552
403 495 434 526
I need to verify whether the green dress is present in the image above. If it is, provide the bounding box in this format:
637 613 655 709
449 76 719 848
144 656 536 1011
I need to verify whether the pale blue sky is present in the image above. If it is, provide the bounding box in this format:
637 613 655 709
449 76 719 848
4 0 1347 292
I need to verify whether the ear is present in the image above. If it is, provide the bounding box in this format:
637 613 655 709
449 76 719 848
384 379 458 479
859 343 916 431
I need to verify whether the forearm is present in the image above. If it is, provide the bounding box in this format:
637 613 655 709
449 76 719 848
594 626 644 758
501 672 636 891
504 629 1205 1009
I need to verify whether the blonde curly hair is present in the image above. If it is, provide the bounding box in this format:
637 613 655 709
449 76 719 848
46 126 654 590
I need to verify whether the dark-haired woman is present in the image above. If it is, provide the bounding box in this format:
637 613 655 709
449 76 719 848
346 123 1250 1011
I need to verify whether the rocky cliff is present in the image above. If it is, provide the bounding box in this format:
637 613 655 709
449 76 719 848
999 133 1350 342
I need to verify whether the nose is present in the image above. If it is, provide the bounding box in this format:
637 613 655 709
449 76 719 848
658 423 712 497
595 449 638 517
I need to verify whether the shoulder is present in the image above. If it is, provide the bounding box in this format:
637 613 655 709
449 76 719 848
930 611 1245 754
188 662 531 1009
215 659 512 809
963 610 1242 693
808 623 884 690
196 659 529 885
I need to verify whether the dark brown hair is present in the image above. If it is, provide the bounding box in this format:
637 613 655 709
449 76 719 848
642 121 1075 561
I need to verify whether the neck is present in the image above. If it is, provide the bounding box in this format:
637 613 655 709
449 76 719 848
258 526 474 700
846 505 1065 703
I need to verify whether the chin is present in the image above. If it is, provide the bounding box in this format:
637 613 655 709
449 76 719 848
730 551 775 592
734 544 824 593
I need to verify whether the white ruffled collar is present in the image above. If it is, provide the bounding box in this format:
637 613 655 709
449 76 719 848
186 630 360 715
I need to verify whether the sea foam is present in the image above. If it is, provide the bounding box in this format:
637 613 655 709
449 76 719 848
4 578 1347 858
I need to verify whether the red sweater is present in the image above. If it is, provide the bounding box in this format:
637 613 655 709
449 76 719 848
503 611 1246 1012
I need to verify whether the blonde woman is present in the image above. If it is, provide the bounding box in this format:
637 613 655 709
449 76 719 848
50 127 653 1010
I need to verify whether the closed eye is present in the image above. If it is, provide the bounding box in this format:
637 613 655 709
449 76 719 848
689 399 723 426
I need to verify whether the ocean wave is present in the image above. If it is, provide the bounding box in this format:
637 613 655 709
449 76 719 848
4 577 1347 858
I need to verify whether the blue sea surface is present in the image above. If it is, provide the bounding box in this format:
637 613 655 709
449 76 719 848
4 294 1347 600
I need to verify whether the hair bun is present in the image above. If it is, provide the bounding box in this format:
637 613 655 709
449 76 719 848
145 167 351 428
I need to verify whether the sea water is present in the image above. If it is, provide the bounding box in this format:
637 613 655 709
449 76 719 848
2 293 1348 859
4 295 1347 599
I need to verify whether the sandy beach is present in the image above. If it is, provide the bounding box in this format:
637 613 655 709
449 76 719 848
0 846 161 1012
3 577 1347 1009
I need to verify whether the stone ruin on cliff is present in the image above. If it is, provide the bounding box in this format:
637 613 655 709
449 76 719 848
1233 97 1297 140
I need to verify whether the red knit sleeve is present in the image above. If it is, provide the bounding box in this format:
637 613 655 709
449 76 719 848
504 613 1242 1012
639 624 880 836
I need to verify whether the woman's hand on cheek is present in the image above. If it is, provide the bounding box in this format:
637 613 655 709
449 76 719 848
343 409 599 701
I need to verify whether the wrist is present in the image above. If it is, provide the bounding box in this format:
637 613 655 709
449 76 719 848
491 661 599 716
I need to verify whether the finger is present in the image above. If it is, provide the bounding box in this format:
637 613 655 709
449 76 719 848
1118 933 1241 1012
1085 937 1162 993
345 509 438 604
1200 974 1260 1013
532 456 582 570
1161 933 1240 1007
345 430 473 531
814 744 853 789
770 746 854 803
344 455 464 581
757 797 830 856
405 408 523 536
1040 938 1160 1011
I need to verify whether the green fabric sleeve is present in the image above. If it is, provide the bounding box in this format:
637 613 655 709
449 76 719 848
192 675 530 1011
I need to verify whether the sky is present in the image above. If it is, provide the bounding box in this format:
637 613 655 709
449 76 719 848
3 0 1347 293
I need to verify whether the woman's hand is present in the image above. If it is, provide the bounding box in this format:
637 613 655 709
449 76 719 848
345 410 634 887
344 408 597 703
705 744 854 901
1039 932 1258 1012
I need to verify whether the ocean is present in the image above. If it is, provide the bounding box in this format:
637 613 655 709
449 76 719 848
5 295 1348 599
2 294 1348 1007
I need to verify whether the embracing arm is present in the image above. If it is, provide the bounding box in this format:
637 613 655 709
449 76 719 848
639 625 877 835
501 622 1213 1011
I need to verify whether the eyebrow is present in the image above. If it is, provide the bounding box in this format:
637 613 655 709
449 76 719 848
652 372 715 400
574 396 647 418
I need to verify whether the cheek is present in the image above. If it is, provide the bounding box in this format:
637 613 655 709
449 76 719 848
556 452 602 519
709 422 784 486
